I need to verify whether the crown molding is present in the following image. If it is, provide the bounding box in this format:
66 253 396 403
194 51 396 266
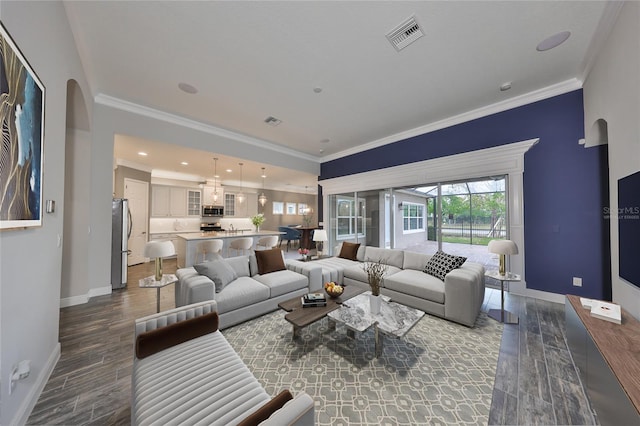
320 138 538 195
322 79 580 162
95 93 321 164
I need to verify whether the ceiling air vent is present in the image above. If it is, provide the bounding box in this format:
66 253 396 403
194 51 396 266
264 116 282 126
386 15 424 51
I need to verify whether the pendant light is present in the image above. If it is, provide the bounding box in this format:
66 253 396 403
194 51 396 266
237 162 245 203
212 157 219 203
258 167 267 207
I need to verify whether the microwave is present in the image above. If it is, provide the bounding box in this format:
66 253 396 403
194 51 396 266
202 205 224 217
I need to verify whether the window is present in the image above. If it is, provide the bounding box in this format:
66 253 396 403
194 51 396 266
336 197 365 239
286 203 297 215
273 201 284 215
403 202 424 232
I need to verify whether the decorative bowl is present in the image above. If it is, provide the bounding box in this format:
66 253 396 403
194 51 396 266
324 283 344 298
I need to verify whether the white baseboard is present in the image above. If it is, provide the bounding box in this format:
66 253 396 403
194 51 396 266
509 281 566 304
11 343 61 426
60 285 112 308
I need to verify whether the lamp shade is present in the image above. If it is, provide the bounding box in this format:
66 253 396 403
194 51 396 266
313 229 328 242
144 240 175 259
487 239 518 255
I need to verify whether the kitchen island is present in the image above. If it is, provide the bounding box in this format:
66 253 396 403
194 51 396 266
175 230 284 268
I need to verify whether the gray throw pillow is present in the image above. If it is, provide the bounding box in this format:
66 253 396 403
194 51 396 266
423 250 467 281
194 260 238 293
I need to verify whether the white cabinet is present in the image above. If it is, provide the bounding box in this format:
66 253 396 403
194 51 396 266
223 192 258 217
187 189 202 216
151 185 188 217
203 186 224 205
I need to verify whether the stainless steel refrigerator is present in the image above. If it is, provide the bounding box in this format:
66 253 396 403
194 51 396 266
111 198 131 289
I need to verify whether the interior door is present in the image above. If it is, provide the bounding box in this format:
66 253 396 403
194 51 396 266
124 178 149 265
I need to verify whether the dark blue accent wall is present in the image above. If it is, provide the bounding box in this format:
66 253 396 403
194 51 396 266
320 90 611 299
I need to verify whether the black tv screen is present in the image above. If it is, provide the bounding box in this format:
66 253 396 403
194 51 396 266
618 171 640 288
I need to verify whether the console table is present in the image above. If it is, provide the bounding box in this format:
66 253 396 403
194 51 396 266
565 295 640 425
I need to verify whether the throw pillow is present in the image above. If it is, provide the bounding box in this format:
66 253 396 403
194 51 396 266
136 312 219 359
255 248 286 275
194 260 238 293
338 242 360 261
237 389 293 426
423 250 467 281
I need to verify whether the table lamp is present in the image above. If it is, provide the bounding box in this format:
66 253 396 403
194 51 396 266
313 229 328 256
488 239 518 276
144 240 175 281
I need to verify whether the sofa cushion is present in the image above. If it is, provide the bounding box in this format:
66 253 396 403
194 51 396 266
254 270 308 298
403 251 431 271
338 242 360 260
364 246 404 269
385 269 445 304
215 277 270 313
255 249 286 275
194 260 238 293
135 312 219 359
343 262 401 285
237 389 293 426
423 250 467 280
227 255 252 277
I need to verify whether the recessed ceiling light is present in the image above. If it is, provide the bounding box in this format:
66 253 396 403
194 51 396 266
178 82 198 94
138 151 148 156
313 87 323 93
226 169 232 173
536 31 571 52
214 174 220 178
181 161 188 165
500 82 512 91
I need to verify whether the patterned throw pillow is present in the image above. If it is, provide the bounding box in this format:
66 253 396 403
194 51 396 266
423 250 467 281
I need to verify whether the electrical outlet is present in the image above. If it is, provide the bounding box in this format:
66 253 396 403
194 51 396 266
573 277 582 287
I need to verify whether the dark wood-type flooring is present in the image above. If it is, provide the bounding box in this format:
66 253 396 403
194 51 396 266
27 259 597 425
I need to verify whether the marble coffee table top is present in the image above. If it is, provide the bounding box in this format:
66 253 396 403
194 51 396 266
327 291 424 338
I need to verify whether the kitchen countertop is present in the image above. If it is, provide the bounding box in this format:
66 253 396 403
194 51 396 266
176 230 284 241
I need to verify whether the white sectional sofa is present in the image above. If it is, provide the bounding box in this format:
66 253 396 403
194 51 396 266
289 245 485 327
175 251 322 329
132 301 314 425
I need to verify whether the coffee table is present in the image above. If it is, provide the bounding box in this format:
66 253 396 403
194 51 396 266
278 285 364 340
327 292 425 358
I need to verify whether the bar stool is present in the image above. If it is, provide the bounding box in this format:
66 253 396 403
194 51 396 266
195 239 223 264
256 235 279 250
228 237 253 257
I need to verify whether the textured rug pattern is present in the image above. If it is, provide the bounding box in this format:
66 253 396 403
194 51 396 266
222 310 503 425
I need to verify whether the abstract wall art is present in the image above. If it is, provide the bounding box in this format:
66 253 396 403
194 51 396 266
1 22 45 230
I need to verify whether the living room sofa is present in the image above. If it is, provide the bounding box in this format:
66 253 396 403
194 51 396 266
289 245 485 327
175 251 322 329
132 300 314 425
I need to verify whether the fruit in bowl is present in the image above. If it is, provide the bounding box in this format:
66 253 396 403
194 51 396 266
324 281 344 298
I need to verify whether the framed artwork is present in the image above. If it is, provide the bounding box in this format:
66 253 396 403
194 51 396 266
0 23 45 230
272 201 284 215
286 202 297 215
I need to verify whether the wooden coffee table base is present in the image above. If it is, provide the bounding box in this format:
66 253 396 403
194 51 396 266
278 286 364 341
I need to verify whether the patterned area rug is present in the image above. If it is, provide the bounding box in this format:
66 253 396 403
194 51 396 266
222 309 503 425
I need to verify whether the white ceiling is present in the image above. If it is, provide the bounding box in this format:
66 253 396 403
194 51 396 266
65 1 611 188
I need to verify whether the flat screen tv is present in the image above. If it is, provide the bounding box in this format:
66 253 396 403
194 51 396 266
618 171 640 288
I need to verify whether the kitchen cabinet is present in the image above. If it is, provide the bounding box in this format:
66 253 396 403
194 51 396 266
224 192 257 217
202 185 224 206
187 189 202 216
151 185 188 217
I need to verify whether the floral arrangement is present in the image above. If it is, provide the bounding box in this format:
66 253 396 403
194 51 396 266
298 248 309 255
363 258 388 296
250 213 265 228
